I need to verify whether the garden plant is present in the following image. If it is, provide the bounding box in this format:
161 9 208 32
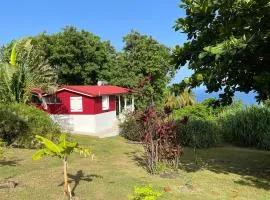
32 134 92 199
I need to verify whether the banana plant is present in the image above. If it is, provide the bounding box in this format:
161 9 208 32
32 134 92 199
0 39 57 103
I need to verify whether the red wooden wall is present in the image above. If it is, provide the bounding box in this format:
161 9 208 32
38 90 116 115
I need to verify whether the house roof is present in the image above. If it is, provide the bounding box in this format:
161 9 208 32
32 85 130 97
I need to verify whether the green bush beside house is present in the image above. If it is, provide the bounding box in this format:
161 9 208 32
120 100 270 150
0 103 60 147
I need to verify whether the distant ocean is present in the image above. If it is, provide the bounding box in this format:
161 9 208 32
194 88 257 105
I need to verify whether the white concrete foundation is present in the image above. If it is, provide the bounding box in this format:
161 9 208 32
51 111 119 137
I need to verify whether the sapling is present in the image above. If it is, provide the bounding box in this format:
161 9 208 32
32 134 91 199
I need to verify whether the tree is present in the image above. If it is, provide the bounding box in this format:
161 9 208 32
164 90 179 110
173 0 270 104
164 87 196 112
0 39 57 103
1 26 117 86
32 134 91 199
178 88 196 108
103 31 174 109
32 26 117 85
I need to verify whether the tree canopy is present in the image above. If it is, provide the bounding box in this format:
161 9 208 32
1 26 117 85
1 28 174 108
173 0 270 104
103 31 174 108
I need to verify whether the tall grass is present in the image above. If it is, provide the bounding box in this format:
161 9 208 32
218 106 270 150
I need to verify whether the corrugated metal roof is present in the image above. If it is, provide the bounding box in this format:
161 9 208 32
32 85 130 97
59 85 129 96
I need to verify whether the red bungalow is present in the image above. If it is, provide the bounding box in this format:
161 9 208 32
31 85 133 137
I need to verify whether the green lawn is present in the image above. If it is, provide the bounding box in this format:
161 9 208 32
0 135 270 200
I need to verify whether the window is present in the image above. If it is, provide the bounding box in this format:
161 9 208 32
44 96 61 104
70 96 83 112
30 95 42 104
102 96 109 110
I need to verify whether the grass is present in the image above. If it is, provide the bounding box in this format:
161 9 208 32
0 135 270 200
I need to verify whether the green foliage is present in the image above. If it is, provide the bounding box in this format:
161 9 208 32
2 28 173 109
175 118 221 148
174 99 244 148
174 101 270 149
129 185 162 200
0 103 60 147
120 113 142 142
173 103 215 120
173 0 270 104
0 39 57 103
164 88 196 111
218 106 270 150
178 88 196 108
9 43 17 65
32 133 92 199
105 31 174 109
0 139 5 159
32 134 91 160
31 26 117 85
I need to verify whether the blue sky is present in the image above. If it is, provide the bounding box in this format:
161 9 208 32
0 0 256 103
0 0 185 49
0 0 191 81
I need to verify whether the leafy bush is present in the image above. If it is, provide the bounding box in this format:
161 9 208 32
173 103 215 120
0 103 60 147
219 106 270 150
120 113 143 141
137 106 183 173
129 185 162 200
173 99 243 120
173 100 243 148
175 118 221 148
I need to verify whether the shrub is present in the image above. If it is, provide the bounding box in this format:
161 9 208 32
173 100 243 148
175 117 221 148
218 106 270 150
129 185 162 200
173 103 215 120
0 104 28 145
0 103 60 147
138 106 183 174
120 113 143 141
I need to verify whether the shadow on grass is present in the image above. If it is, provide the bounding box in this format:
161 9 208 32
0 159 22 166
125 151 147 170
179 147 270 190
59 170 103 196
127 147 270 190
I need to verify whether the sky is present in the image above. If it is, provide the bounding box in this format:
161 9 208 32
0 0 256 104
0 0 185 49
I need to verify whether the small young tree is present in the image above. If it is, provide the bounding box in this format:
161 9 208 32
32 134 91 199
138 106 183 174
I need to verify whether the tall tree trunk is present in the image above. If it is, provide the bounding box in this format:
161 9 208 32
63 158 72 199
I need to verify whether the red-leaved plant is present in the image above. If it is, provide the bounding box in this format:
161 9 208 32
138 106 183 173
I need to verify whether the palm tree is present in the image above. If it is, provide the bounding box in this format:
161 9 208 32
0 39 57 103
164 91 179 110
178 88 196 107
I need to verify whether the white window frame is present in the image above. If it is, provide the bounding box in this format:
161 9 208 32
102 96 110 110
70 96 83 112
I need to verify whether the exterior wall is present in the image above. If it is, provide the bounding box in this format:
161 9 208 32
50 111 118 136
94 111 117 132
45 90 116 115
